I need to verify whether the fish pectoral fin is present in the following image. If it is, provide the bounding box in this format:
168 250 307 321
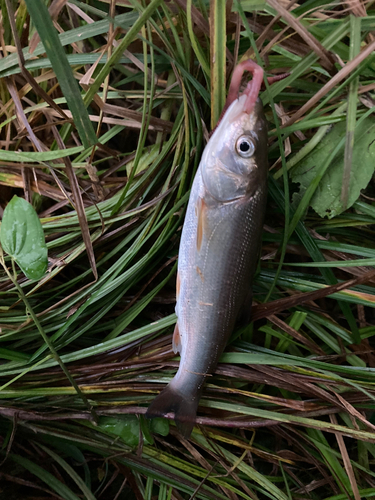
172 322 182 354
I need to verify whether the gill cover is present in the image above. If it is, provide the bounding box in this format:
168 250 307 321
201 95 267 203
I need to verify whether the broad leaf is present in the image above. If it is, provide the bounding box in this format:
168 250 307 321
99 415 169 447
0 195 48 280
291 116 375 218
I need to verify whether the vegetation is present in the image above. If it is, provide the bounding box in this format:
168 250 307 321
0 0 375 498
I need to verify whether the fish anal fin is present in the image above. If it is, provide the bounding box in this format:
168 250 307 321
196 197 207 252
236 289 253 327
172 322 182 354
146 384 198 439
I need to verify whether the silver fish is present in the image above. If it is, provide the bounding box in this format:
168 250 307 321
147 60 268 437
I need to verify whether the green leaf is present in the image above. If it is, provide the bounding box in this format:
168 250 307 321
99 415 145 447
291 116 375 218
0 195 48 280
140 415 155 445
24 0 97 149
150 417 170 436
99 415 169 447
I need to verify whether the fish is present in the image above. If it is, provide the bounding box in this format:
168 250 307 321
146 59 269 438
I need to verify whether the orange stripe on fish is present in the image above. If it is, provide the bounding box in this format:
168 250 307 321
196 197 207 252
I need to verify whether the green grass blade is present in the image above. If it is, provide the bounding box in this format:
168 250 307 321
210 0 226 128
83 0 163 107
38 444 97 500
10 453 82 500
186 0 210 78
23 0 97 149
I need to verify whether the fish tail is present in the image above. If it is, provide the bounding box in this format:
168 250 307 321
146 384 199 438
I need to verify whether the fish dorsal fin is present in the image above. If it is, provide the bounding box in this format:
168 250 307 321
172 322 182 354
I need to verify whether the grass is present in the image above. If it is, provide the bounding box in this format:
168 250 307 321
1 0 375 499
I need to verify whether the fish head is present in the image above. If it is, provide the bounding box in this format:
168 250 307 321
201 95 268 203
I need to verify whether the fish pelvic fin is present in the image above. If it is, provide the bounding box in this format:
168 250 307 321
172 322 182 354
146 384 199 439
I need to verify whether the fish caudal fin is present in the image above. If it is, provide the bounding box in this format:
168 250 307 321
146 385 199 438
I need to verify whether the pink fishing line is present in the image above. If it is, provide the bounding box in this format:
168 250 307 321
226 59 264 115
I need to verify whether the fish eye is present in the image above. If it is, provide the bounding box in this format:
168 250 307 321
236 135 255 158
